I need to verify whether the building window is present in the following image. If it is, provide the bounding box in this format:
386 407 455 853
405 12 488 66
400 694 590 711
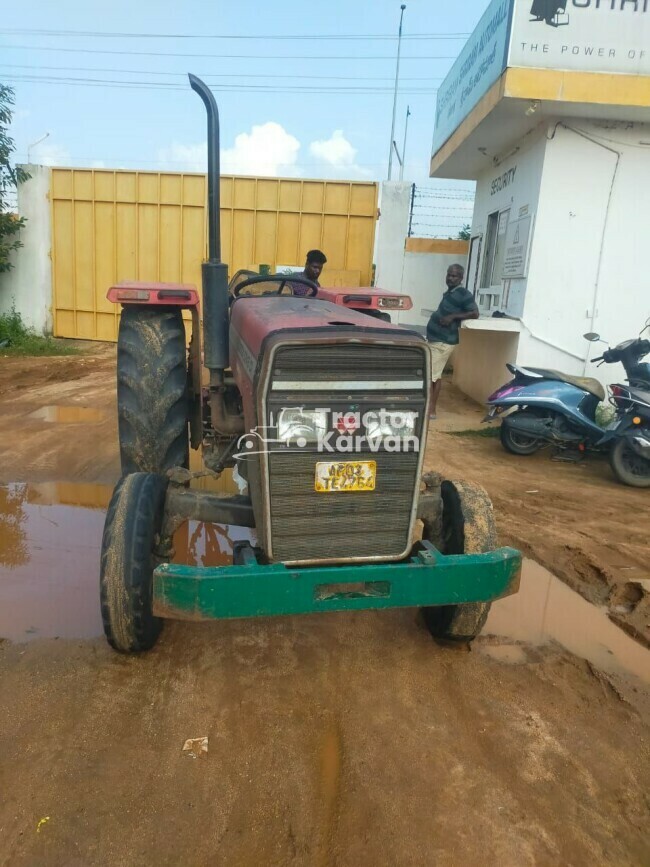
480 208 510 290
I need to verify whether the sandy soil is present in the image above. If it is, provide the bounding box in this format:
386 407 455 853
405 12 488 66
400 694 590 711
1 615 649 867
0 347 649 866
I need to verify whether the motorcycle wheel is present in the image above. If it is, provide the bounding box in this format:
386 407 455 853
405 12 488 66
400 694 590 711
610 438 650 488
500 415 544 456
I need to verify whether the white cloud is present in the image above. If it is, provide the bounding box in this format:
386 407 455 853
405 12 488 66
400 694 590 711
222 123 300 176
90 160 106 169
158 126 372 180
309 130 357 167
158 122 301 177
308 130 371 179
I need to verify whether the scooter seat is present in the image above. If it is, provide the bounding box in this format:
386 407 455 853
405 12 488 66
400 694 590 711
527 368 606 401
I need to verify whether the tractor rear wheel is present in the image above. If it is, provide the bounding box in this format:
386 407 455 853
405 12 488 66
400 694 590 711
117 307 189 475
100 472 168 653
421 480 496 643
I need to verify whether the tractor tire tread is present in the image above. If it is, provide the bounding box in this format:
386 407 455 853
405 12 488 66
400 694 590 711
422 479 496 643
117 307 189 475
100 472 168 653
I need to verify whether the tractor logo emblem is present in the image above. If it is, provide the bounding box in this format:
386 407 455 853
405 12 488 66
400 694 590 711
334 412 360 434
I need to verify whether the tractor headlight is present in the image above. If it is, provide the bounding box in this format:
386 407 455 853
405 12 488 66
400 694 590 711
277 408 328 444
366 410 418 440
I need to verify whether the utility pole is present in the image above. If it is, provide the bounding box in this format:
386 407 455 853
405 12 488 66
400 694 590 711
27 132 50 163
408 183 415 237
399 105 411 181
387 4 406 181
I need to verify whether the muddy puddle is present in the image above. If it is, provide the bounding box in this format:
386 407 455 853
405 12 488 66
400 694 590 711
484 561 650 685
0 477 253 642
28 405 106 424
0 479 648 691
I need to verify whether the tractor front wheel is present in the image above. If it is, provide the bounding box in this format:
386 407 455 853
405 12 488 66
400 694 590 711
421 480 496 643
100 473 168 653
117 307 189 475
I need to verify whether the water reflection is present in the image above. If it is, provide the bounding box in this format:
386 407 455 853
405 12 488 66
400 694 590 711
0 480 255 642
173 520 256 568
0 484 29 567
0 482 109 640
485 560 649 685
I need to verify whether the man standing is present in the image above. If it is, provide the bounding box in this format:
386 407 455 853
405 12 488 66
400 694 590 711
426 264 478 419
293 249 327 296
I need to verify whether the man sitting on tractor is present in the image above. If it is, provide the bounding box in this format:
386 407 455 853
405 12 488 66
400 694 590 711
292 249 327 296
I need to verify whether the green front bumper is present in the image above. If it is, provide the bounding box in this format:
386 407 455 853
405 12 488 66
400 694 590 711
153 545 522 622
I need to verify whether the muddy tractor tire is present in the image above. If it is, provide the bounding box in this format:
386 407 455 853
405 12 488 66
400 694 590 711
422 480 497 643
117 307 189 475
100 473 168 653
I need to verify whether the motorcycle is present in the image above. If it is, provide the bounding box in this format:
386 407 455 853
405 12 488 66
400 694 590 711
484 322 650 487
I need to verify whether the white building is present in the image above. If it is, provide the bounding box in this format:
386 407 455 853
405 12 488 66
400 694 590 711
430 0 650 404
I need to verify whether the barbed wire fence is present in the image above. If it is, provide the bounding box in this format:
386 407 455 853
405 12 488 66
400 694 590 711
408 183 474 239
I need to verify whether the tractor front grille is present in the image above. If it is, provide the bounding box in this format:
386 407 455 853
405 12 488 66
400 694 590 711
265 342 428 564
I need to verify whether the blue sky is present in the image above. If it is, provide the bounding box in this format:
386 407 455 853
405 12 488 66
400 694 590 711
2 0 489 234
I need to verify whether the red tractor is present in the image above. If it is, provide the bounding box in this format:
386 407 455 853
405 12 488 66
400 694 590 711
100 75 520 653
229 270 413 324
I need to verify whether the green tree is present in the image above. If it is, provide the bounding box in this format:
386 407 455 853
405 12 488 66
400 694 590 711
0 85 29 273
457 224 471 241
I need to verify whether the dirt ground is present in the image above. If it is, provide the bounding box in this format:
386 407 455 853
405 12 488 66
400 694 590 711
0 346 649 866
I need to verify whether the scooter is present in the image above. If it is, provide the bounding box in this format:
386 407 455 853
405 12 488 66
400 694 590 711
484 323 650 486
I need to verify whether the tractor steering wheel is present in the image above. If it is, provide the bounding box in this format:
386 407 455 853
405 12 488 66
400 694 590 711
233 274 319 298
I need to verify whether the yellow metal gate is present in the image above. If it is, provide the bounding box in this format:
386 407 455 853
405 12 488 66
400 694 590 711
50 169 378 341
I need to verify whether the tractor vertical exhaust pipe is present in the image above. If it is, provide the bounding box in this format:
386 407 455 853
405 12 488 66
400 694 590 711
189 73 229 373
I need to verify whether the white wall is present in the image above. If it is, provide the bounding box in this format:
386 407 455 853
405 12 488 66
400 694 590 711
581 121 650 378
374 180 468 333
471 127 547 318
396 249 469 332
519 121 650 383
0 166 52 334
520 122 618 374
466 120 650 390
374 182 412 292
453 326 520 405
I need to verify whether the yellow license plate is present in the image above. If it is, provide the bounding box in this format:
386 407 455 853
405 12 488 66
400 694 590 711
315 461 376 493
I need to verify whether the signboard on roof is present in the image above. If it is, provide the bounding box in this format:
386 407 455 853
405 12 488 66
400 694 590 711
509 0 650 75
432 0 512 154
432 0 650 158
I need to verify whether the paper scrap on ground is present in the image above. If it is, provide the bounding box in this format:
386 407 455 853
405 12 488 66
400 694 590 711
182 737 208 759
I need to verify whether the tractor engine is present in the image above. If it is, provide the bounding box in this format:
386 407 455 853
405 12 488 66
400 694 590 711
228 297 430 565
